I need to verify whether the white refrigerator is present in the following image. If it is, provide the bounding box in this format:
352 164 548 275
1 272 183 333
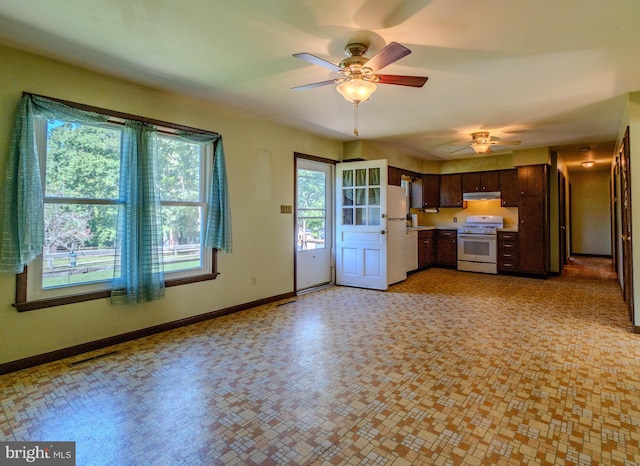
387 185 408 285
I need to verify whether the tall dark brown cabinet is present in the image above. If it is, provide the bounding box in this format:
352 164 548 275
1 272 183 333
517 165 549 275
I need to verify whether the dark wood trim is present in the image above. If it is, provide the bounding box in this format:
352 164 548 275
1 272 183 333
293 152 338 165
1 291 296 375
15 267 27 303
15 290 112 312
633 325 640 334
23 92 218 136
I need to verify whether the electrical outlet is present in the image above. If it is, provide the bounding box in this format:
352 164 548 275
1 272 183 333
251 276 257 286
453 217 458 223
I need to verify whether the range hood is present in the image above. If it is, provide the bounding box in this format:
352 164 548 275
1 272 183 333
463 191 501 201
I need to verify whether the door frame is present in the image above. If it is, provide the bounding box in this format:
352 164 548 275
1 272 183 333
619 128 634 325
294 152 337 293
558 170 567 272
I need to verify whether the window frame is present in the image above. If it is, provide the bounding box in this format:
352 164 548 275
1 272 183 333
13 96 220 312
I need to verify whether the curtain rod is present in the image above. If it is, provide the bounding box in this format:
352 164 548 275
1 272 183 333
22 92 220 137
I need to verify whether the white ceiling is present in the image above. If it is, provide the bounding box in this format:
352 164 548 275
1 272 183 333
1 0 639 171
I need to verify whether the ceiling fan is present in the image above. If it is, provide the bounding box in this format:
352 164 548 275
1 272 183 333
292 41 428 135
450 132 522 154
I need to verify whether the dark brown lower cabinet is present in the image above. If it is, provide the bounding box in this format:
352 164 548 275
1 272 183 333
418 230 435 268
498 231 519 272
436 229 457 267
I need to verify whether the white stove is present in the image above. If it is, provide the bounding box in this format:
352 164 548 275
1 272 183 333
457 216 504 274
457 215 504 235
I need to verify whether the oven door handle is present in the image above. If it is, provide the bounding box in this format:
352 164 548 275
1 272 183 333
457 234 496 240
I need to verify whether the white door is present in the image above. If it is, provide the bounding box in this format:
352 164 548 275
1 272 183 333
336 159 388 290
296 158 333 291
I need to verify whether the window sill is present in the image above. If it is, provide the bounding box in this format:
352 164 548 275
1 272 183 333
13 273 220 312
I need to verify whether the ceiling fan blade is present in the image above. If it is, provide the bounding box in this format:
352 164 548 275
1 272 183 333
491 140 521 146
377 74 428 87
291 79 338 91
293 53 342 73
449 146 472 154
364 42 411 72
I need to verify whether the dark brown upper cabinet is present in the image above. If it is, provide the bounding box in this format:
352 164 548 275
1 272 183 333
518 165 546 196
439 174 463 207
499 169 519 207
422 174 440 208
388 166 403 186
462 171 499 192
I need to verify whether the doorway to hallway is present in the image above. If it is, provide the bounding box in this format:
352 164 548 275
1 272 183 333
561 255 617 280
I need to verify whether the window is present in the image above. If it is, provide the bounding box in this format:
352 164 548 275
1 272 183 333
4 95 230 311
297 168 327 251
340 167 381 226
23 120 214 304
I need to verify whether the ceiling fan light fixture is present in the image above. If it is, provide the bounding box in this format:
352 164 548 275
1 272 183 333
470 131 492 153
336 79 377 103
471 143 491 154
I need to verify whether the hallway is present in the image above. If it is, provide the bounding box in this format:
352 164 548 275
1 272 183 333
561 255 617 281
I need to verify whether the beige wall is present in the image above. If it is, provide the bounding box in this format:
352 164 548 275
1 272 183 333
414 202 518 230
0 45 343 364
569 170 612 255
343 140 426 173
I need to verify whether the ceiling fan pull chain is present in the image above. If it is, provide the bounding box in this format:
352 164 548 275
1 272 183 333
354 101 359 137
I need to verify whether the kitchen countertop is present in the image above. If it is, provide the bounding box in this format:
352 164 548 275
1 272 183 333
406 226 519 233
406 226 455 231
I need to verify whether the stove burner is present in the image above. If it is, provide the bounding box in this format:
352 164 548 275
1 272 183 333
458 215 504 236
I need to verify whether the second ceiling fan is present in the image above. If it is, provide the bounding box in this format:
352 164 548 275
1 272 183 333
450 132 522 154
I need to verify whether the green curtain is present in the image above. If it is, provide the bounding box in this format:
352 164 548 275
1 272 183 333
177 132 232 253
205 139 232 253
0 95 107 273
111 122 165 304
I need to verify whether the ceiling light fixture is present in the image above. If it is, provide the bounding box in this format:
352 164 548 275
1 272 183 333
471 142 491 154
582 161 596 168
336 78 377 103
336 78 377 137
471 132 492 154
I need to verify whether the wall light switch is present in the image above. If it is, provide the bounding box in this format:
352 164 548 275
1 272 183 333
280 205 292 214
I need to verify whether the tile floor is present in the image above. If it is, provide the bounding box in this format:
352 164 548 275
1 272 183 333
1 266 640 465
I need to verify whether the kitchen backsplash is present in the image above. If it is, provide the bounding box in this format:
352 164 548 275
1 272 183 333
411 199 518 229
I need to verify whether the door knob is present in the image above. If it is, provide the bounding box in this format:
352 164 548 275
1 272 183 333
381 230 386 235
